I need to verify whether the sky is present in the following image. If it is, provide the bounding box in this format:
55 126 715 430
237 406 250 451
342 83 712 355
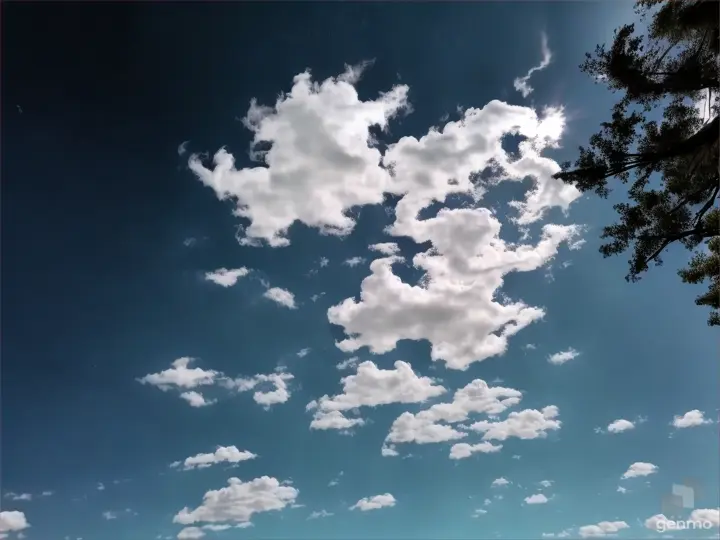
2 3 718 540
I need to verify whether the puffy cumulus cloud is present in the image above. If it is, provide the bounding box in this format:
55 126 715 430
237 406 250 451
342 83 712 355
606 419 635 433
170 446 257 471
578 521 629 538
672 409 713 428
179 391 216 408
174 477 298 527
350 493 396 512
329 221 580 370
524 493 548 505
369 242 400 256
138 358 219 391
307 360 445 431
204 267 250 287
547 348 580 365
644 514 670 532
449 442 503 460
690 508 720 527
621 462 658 479
188 65 409 247
263 287 297 309
309 410 366 432
513 32 553 98
223 372 294 408
492 477 510 487
0 511 29 533
190 67 582 369
468 405 561 441
178 527 205 539
384 379 522 447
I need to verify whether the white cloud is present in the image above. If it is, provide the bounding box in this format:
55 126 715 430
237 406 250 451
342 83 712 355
0 511 29 533
102 511 119 520
472 508 488 517
523 343 537 350
263 287 297 309
187 65 409 247
309 360 445 431
174 477 298 526
204 267 250 287
296 348 311 358
644 514 670 532
492 477 510 487
177 527 205 539
690 508 719 527
41 491 53 497
578 521 629 538
343 256 366 267
224 372 294 407
4 493 31 502
449 442 503 460
138 358 219 390
319 257 330 268
350 494 396 512
170 446 257 471
547 348 580 365
178 140 190 156
336 357 359 370
468 405 561 441
179 391 216 408
310 292 325 302
369 242 400 256
607 419 635 433
308 510 333 520
524 494 548 505
202 524 233 531
539 480 553 488
621 462 658 479
385 378 522 446
616 486 627 494
672 409 713 428
309 410 366 431
97 483 105 491
190 67 581 371
513 32 553 98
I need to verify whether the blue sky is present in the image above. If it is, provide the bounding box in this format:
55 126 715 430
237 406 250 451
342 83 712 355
2 3 718 540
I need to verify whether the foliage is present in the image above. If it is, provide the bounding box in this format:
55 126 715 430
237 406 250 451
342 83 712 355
555 0 719 325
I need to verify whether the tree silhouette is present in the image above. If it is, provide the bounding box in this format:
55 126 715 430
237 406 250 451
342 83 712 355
555 0 719 325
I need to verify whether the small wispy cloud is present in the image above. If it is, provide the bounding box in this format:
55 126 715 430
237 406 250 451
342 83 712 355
513 32 553 98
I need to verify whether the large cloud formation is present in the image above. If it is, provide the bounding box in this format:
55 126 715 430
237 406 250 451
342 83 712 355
189 65 582 369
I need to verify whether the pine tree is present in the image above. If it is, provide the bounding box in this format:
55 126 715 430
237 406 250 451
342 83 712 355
555 0 720 325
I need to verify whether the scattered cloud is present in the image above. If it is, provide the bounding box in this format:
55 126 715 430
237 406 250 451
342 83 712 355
513 32 553 98
178 140 190 156
616 486 627 494
170 446 257 471
369 243 400 256
690 508 719 527
179 391 216 408
468 405 561 441
97 483 105 491
492 477 510 487
309 360 445 431
472 508 488 517
336 357 359 370
606 419 635 434
204 268 250 287
524 493 548 505
343 256 366 267
578 521 629 538
308 510 333 520
350 493 396 512
547 348 580 365
3 493 31 502
539 480 553 488
173 477 298 527
138 358 219 391
385 379 522 447
449 442 503 460
621 462 658 479
178 527 205 539
672 409 713 428
223 372 294 408
296 348 311 358
263 287 297 309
